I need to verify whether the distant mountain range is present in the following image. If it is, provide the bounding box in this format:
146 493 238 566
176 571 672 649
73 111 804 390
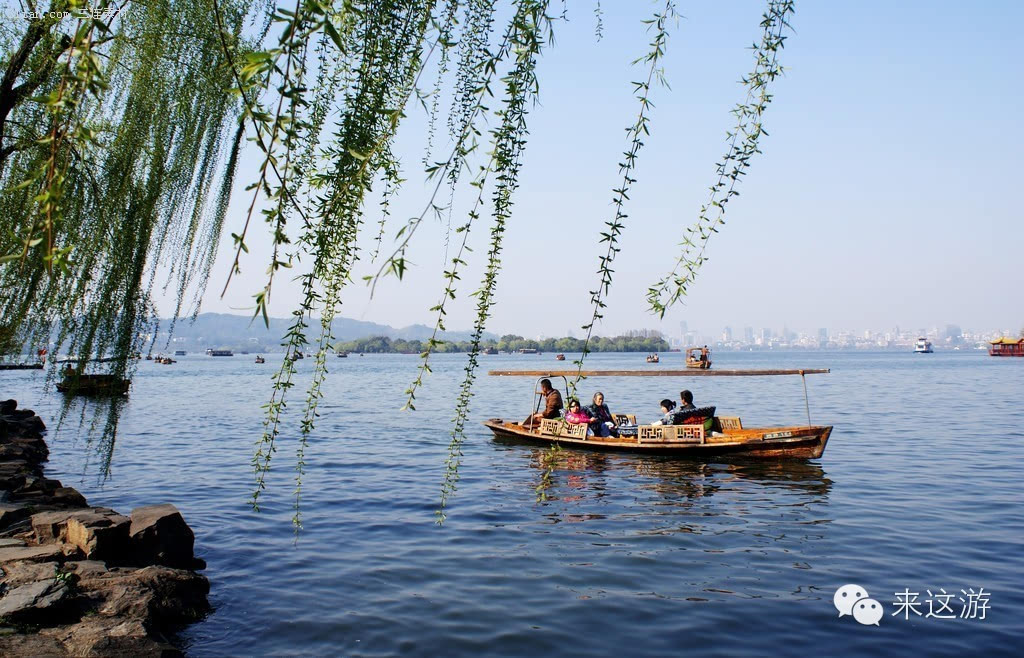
150 313 494 351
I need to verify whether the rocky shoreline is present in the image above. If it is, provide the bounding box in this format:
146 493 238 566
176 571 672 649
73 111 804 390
0 399 209 655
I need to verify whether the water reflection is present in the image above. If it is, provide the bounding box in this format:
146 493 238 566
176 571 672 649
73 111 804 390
53 394 126 479
512 444 832 527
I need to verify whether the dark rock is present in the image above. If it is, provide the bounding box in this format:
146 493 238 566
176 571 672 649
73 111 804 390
0 578 71 622
0 631 68 655
41 616 181 657
32 508 130 561
65 509 131 561
0 559 53 587
77 564 210 626
0 504 30 530
15 475 63 496
31 510 73 543
50 487 88 509
0 544 63 564
129 504 196 568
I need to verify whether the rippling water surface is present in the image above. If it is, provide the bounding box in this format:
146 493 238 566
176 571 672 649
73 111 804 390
4 351 1022 656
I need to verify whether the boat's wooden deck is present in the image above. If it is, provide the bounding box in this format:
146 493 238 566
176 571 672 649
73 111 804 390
492 420 821 446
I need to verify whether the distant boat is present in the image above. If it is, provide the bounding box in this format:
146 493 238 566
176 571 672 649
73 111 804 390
174 350 187 356
482 347 498 355
685 346 711 369
207 349 234 357
913 338 933 353
337 351 348 358
255 355 265 364
291 351 305 361
518 348 538 354
989 337 1024 357
56 373 129 396
646 354 660 363
555 354 565 361
156 356 176 364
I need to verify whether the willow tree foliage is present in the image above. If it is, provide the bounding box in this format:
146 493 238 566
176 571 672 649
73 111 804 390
0 0 796 522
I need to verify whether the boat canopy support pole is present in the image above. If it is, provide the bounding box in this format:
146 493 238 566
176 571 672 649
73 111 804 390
801 371 811 427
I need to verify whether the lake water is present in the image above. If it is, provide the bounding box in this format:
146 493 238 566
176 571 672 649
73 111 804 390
3 350 1022 656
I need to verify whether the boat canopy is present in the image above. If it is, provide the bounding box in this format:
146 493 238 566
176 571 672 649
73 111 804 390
990 337 1024 345
488 369 829 377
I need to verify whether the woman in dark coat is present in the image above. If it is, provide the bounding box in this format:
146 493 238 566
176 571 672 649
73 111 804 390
586 391 618 437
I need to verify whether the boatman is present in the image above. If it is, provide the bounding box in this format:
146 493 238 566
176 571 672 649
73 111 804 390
523 378 563 430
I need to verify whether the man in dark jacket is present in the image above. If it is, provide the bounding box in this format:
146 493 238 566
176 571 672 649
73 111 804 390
523 378 563 429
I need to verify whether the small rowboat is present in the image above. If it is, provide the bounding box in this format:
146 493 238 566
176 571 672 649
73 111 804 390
555 354 565 361
646 354 660 363
56 374 130 396
484 368 832 460
685 346 711 369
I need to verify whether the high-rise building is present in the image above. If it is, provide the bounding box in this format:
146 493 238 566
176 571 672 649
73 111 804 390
744 326 754 343
722 326 733 342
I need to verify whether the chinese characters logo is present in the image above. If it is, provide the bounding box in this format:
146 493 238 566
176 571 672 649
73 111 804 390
834 584 991 627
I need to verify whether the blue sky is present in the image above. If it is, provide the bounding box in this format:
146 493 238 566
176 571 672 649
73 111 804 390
190 1 1023 337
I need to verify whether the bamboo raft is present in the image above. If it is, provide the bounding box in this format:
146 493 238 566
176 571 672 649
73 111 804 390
483 368 832 459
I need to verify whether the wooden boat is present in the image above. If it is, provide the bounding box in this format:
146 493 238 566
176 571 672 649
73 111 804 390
56 374 130 396
255 355 265 364
337 351 348 358
685 346 711 369
0 363 44 370
156 356 176 364
989 337 1024 357
555 354 565 361
645 354 659 363
482 347 498 355
483 368 832 459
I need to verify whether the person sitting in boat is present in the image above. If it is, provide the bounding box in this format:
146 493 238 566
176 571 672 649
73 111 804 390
586 391 618 437
523 378 564 429
564 399 593 435
679 389 696 412
651 399 678 426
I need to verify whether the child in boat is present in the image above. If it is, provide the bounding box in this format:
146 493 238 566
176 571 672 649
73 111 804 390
565 398 594 435
651 399 677 426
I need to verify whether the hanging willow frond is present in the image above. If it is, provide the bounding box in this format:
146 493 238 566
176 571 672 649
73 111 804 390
1 1 799 525
646 0 794 317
